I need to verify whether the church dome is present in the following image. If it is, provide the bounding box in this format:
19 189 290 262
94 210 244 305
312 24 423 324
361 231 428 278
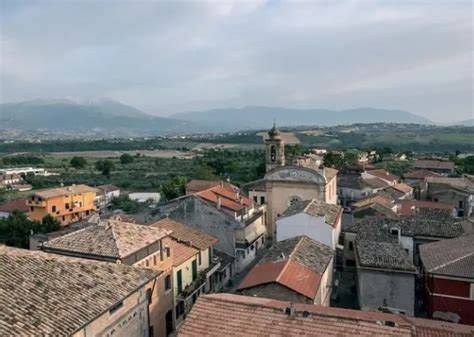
268 123 282 139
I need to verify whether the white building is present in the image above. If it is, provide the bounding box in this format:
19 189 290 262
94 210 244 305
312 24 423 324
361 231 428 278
276 199 342 249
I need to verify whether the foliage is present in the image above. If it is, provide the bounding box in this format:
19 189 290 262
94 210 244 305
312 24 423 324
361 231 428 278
456 156 474 175
1 155 44 166
0 211 60 248
343 151 359 166
161 176 187 201
95 160 115 177
192 165 217 180
323 152 344 169
110 194 144 214
119 153 134 165
70 156 87 169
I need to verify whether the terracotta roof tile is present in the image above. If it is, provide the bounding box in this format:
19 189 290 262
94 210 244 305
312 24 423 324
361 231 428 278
393 183 413 194
280 199 342 227
414 160 455 170
186 180 229 194
398 200 454 217
0 246 158 336
366 169 398 183
403 170 443 179
178 294 474 336
196 184 253 212
150 218 217 250
0 198 29 213
43 220 170 259
163 237 198 267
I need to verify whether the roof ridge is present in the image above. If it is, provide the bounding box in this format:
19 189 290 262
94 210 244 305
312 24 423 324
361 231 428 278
430 251 474 272
108 221 122 257
276 236 304 282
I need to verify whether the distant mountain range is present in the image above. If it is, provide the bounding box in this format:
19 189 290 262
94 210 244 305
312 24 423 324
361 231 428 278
1 99 469 136
171 106 433 130
0 99 195 135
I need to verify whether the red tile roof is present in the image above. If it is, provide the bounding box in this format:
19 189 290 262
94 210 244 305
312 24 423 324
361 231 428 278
163 237 198 267
398 200 454 217
178 294 474 337
392 182 413 194
186 180 233 194
150 218 218 250
414 160 455 171
0 198 29 213
352 194 394 209
403 170 443 179
366 169 398 183
196 184 253 212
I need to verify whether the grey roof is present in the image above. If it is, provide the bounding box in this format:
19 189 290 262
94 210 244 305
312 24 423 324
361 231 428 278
97 184 120 193
260 236 333 274
280 199 341 226
43 220 170 259
379 187 405 201
347 215 465 239
0 247 158 336
242 179 266 192
426 177 474 194
356 240 416 272
420 235 474 279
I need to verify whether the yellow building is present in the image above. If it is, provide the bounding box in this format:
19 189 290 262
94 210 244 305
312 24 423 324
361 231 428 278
27 184 97 225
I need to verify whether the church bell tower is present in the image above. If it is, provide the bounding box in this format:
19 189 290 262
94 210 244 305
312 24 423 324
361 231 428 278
265 123 285 172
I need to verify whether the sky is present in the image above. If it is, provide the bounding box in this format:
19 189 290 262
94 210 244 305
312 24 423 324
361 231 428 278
0 0 472 122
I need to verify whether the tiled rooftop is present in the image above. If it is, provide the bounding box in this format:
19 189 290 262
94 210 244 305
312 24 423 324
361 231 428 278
186 180 234 194
279 199 341 227
352 194 394 209
357 240 415 272
43 220 170 260
403 169 442 179
0 198 29 213
414 160 455 170
33 184 98 199
178 294 474 337
0 246 158 336
420 234 474 279
150 218 217 251
426 176 474 193
196 184 253 212
238 236 333 299
366 169 399 183
163 237 198 267
398 200 454 217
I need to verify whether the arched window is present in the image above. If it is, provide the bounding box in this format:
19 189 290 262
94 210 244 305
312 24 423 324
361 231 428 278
270 145 276 162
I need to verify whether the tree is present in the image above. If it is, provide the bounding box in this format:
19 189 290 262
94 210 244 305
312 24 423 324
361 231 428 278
161 176 187 201
70 156 87 169
193 165 216 180
323 152 344 169
120 153 134 165
0 210 60 248
110 194 143 214
95 160 115 177
343 151 359 166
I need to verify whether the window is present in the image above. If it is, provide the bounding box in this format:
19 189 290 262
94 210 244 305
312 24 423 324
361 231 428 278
177 270 183 293
349 241 354 251
146 259 149 267
459 200 464 209
65 203 70 209
153 255 157 266
253 195 258 203
52 205 57 212
166 247 171 258
288 196 302 207
434 198 438 202
30 206 34 212
270 145 276 162
260 196 265 204
250 244 255 251
109 301 123 315
198 251 202 265
470 284 474 300
175 302 185 318
192 260 198 281
165 275 171 291
62 216 65 221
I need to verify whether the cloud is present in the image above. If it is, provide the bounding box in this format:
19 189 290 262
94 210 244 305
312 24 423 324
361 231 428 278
0 0 472 122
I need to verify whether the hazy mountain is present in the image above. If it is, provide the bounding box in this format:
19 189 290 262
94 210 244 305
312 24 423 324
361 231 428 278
0 99 195 135
172 106 432 130
454 119 474 126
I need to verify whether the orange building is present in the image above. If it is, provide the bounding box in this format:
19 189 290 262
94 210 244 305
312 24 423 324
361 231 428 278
27 184 97 225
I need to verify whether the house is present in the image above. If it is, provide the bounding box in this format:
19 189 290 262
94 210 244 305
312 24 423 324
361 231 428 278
397 200 455 217
392 183 414 199
403 169 442 186
185 179 234 195
41 220 174 337
344 215 466 268
27 184 98 225
351 194 398 219
238 236 334 306
153 184 267 273
244 124 338 240
362 169 398 186
128 192 161 203
95 184 120 212
150 218 231 327
414 159 455 175
276 199 342 249
0 245 159 337
420 235 474 325
337 173 389 205
0 198 29 219
0 173 22 185
422 176 473 217
0 167 50 176
178 293 474 337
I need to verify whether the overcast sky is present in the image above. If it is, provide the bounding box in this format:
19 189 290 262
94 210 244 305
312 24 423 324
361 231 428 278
1 0 472 122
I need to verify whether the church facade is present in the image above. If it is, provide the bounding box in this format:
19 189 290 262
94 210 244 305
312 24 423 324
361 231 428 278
245 124 338 240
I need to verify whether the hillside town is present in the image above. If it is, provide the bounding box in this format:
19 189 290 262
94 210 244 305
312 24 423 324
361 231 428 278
0 124 473 336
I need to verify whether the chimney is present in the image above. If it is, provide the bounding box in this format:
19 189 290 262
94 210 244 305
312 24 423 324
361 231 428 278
217 195 222 209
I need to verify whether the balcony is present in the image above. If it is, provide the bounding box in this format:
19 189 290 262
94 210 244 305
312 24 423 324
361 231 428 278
26 200 46 207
